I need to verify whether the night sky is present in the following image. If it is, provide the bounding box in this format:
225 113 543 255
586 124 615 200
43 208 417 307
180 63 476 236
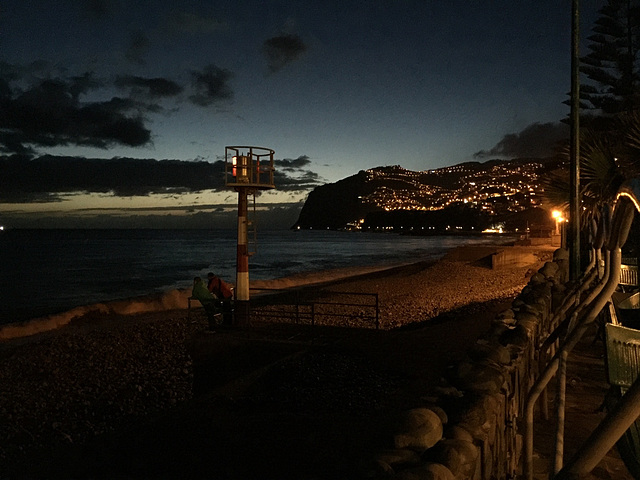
0 1 601 228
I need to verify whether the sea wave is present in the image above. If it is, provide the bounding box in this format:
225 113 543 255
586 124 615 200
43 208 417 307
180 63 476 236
0 262 410 340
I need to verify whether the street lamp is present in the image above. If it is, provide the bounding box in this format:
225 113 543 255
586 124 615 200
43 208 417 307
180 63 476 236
552 210 565 234
552 210 565 247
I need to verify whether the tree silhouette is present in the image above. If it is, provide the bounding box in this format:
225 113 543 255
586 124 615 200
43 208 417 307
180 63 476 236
581 0 640 115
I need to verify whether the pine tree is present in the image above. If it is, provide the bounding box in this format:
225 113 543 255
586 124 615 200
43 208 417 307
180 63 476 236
581 0 640 115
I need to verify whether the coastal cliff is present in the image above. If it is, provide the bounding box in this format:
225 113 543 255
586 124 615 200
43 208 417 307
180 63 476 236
293 159 560 231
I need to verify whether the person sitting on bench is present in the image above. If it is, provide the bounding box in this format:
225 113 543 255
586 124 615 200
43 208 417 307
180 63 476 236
207 272 233 325
192 277 220 331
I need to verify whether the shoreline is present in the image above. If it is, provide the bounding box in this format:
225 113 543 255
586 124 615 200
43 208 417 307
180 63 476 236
0 245 554 477
0 240 545 341
0 260 427 341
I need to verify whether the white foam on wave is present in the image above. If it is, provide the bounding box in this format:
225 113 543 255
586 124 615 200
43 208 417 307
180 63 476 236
0 288 194 340
0 262 410 341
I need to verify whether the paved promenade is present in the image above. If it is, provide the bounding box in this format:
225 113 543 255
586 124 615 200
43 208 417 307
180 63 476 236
530 325 634 480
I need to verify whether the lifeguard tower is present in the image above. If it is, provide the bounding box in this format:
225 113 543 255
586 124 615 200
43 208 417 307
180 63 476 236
225 146 276 326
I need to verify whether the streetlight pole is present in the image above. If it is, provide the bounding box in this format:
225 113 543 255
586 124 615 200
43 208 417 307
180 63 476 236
569 0 581 281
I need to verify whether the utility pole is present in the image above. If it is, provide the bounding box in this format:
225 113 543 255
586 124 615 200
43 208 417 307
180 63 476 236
569 0 581 281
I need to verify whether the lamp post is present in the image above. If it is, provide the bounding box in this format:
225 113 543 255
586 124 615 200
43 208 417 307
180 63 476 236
552 210 565 247
569 0 581 280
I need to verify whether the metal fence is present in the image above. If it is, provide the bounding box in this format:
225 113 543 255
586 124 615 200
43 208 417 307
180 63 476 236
248 288 380 329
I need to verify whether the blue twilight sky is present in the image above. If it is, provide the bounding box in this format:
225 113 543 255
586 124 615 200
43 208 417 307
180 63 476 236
0 0 601 228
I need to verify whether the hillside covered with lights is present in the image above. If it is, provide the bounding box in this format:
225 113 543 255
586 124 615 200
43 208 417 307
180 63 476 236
292 157 562 233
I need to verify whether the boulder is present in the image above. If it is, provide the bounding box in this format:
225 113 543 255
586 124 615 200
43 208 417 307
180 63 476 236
427 405 448 426
520 302 546 318
511 298 525 309
496 309 515 321
468 340 511 366
449 362 505 394
540 261 560 279
429 439 479 478
433 384 464 399
454 396 498 442
528 272 547 285
485 322 510 342
443 425 474 443
556 259 570 283
499 324 530 347
515 310 540 325
554 248 569 261
394 408 444 451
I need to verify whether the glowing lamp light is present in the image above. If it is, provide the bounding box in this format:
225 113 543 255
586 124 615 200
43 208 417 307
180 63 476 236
231 155 250 181
552 209 565 235
552 210 565 224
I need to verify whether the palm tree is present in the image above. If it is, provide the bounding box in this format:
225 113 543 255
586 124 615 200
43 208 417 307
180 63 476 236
543 114 640 227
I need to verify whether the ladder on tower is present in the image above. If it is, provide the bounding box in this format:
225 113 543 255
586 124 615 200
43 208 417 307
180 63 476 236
247 193 257 256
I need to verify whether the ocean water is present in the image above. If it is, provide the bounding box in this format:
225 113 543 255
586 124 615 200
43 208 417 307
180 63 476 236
0 228 513 325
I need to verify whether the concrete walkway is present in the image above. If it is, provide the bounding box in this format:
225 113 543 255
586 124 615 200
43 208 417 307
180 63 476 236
530 325 634 480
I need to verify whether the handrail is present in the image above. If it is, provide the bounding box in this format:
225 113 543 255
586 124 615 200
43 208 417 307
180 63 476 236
248 288 380 329
524 184 638 480
554 193 638 478
524 245 618 479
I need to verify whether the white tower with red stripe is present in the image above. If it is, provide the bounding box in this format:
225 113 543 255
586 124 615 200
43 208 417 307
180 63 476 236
225 146 275 326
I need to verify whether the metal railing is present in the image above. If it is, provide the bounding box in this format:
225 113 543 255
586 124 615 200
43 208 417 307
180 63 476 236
248 288 380 329
523 178 640 479
620 263 638 291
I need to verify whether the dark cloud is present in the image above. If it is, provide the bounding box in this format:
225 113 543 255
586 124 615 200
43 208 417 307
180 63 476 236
0 76 151 154
125 30 150 65
263 34 307 73
271 155 323 190
114 75 183 97
0 201 303 230
474 122 568 159
189 65 234 106
0 154 322 202
0 62 239 155
273 169 323 191
68 72 102 99
0 155 223 202
0 60 62 85
166 12 227 34
275 155 311 171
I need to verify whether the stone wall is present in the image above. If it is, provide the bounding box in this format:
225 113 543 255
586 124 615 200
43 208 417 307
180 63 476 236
362 248 570 479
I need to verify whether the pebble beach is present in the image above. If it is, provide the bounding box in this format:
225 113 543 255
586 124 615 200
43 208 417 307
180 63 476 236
0 247 553 478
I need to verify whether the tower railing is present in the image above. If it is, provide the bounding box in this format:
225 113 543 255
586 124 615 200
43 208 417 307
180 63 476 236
225 146 275 190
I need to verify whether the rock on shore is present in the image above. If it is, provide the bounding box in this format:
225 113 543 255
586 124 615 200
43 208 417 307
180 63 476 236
0 313 199 472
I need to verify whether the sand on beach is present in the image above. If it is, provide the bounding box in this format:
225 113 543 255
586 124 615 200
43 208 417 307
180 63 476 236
0 245 559 478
